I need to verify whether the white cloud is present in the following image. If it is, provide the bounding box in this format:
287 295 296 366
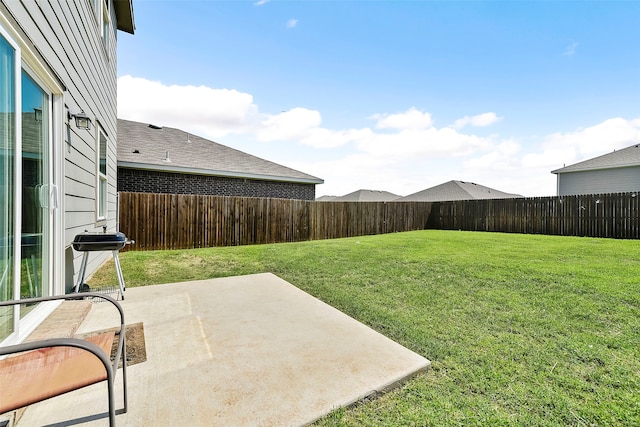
460 117 640 197
464 140 520 169
371 107 433 130
355 127 492 160
254 0 269 5
299 127 373 149
117 75 259 139
287 19 298 28
541 117 640 165
258 106 494 157
309 115 640 197
522 147 576 169
299 153 431 197
257 108 322 142
117 76 640 199
453 112 502 129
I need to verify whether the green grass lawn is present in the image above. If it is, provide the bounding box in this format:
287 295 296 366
92 230 640 426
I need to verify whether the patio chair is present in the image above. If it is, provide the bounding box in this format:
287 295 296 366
0 293 128 426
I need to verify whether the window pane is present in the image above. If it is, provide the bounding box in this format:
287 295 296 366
102 0 110 53
98 129 107 219
99 177 107 218
0 34 15 339
99 131 107 175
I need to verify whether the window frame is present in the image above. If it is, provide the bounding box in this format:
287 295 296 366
88 0 110 56
101 0 110 55
96 124 108 223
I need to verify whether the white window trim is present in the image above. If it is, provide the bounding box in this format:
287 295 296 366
0 19 23 343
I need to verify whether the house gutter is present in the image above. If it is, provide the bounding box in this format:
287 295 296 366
551 163 639 174
117 161 324 185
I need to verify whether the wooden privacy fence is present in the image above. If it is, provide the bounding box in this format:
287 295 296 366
427 192 640 239
118 192 433 250
118 191 640 251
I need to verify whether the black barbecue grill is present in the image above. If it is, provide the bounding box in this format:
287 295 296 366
72 231 128 252
72 231 134 299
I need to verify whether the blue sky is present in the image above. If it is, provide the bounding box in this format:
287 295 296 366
117 1 640 197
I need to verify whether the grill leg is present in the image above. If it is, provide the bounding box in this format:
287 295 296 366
73 252 89 293
113 250 126 299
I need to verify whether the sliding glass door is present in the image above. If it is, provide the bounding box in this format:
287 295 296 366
0 31 54 342
20 70 50 315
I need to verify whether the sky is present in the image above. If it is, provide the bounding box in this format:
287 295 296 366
116 0 640 198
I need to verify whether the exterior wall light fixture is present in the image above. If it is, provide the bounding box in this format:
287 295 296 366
67 108 92 130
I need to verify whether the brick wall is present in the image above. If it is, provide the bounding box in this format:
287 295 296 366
117 168 316 200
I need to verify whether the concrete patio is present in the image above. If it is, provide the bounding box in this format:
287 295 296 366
15 273 430 426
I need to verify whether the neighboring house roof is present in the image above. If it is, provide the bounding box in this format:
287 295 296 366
117 119 323 185
114 0 135 34
398 180 521 202
316 195 340 201
551 144 640 174
335 189 402 202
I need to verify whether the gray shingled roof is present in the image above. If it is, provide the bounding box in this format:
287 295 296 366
398 180 521 202
117 119 323 184
551 144 640 174
335 189 402 202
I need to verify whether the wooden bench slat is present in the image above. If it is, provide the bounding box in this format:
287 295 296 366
0 331 115 413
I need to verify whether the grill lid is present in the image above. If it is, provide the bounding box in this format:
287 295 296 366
72 231 129 252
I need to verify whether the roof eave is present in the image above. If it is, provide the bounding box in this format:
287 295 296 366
118 161 324 185
114 0 135 34
552 163 640 174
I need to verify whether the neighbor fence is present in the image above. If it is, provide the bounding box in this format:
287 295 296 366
118 191 640 251
427 192 640 238
118 192 433 250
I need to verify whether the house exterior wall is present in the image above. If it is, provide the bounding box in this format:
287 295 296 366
118 168 317 200
2 1 122 291
557 166 640 196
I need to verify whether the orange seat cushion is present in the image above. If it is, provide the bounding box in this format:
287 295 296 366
0 331 115 413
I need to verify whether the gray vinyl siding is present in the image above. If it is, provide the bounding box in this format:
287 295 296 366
557 166 640 196
3 0 120 287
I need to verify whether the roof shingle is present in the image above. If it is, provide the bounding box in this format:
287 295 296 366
117 119 323 184
398 180 521 202
551 144 640 174
334 189 401 202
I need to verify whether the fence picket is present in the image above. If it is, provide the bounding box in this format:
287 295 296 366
118 192 640 251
